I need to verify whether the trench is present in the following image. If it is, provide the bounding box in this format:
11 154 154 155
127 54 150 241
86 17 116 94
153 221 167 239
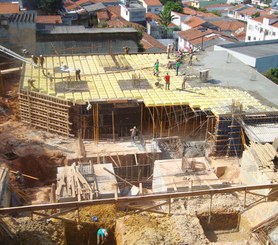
198 212 250 242
64 221 116 245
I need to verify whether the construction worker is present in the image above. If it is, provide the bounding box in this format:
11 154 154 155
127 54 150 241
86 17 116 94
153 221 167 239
31 55 38 65
176 60 181 76
167 44 171 59
76 69 81 81
153 59 159 77
39 55 45 67
164 72 170 90
97 228 108 245
182 73 188 90
130 126 137 144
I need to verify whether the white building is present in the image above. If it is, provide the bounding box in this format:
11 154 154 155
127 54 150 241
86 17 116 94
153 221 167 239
120 1 146 24
246 16 278 41
139 0 163 14
171 11 188 28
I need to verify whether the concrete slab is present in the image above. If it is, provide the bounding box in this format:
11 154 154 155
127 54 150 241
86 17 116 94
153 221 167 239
93 163 119 198
152 157 222 193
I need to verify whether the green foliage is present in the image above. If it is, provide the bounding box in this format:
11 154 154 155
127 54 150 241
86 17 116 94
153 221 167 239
198 7 208 13
264 68 278 84
163 1 184 14
211 10 221 16
251 12 260 18
37 0 63 13
158 10 178 30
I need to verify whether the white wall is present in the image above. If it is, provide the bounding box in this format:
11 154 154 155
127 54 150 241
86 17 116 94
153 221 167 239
246 18 278 42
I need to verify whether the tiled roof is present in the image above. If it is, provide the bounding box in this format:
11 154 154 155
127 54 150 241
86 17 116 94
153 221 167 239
0 2 20 14
75 0 93 5
205 3 231 9
178 28 213 42
196 12 219 18
107 6 121 17
229 4 245 11
239 7 258 16
146 12 159 21
183 7 197 15
143 0 162 6
64 0 79 11
97 10 109 20
141 32 166 51
183 16 205 28
107 16 145 31
252 15 278 24
36 15 62 24
211 19 246 32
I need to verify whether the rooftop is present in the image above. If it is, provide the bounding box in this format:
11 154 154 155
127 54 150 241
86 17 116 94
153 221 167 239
0 2 19 14
142 0 162 6
36 15 63 24
22 53 278 116
183 16 206 28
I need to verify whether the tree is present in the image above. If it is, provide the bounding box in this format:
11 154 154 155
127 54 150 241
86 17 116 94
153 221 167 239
37 0 63 14
163 1 184 14
264 68 278 84
158 9 178 38
251 12 260 18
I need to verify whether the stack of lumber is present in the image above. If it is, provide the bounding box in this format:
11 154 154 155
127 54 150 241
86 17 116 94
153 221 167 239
56 163 93 202
248 142 277 171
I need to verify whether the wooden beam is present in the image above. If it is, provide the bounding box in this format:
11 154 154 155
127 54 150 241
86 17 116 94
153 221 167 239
103 167 133 187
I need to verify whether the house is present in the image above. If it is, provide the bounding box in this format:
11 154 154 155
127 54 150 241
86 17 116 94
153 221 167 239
227 5 264 21
171 11 188 28
211 19 246 40
141 32 166 52
181 16 206 30
146 12 177 38
178 27 236 50
139 0 163 14
120 1 146 25
183 7 220 17
245 15 278 41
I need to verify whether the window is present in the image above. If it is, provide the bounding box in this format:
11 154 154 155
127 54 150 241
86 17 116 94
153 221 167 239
248 36 251 40
248 25 254 31
253 37 256 40
273 32 276 36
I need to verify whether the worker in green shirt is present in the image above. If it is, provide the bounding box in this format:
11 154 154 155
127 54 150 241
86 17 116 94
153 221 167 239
176 60 181 76
153 59 159 76
97 228 108 245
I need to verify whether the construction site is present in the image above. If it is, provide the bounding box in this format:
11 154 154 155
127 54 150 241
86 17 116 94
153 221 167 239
0 43 278 245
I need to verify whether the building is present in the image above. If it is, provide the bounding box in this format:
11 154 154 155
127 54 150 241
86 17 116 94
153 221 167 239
120 1 146 25
18 52 278 157
215 40 278 73
245 16 278 42
139 0 163 14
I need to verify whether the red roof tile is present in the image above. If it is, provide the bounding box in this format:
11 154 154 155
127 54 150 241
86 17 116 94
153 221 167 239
205 3 231 9
183 7 197 15
107 6 121 17
75 0 93 5
211 19 246 32
64 0 79 11
196 12 219 18
183 16 205 28
0 3 20 14
36 15 62 24
143 0 162 6
239 7 258 16
178 28 213 41
141 32 166 51
92 0 120 3
146 12 160 21
97 10 109 21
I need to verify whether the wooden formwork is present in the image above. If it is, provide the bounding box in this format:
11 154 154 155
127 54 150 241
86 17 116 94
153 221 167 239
19 89 73 137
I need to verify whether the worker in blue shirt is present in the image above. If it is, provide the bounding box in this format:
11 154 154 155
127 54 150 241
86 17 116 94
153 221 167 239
97 228 108 245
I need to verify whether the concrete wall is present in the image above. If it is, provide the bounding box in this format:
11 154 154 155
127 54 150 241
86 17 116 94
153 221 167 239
256 55 278 73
